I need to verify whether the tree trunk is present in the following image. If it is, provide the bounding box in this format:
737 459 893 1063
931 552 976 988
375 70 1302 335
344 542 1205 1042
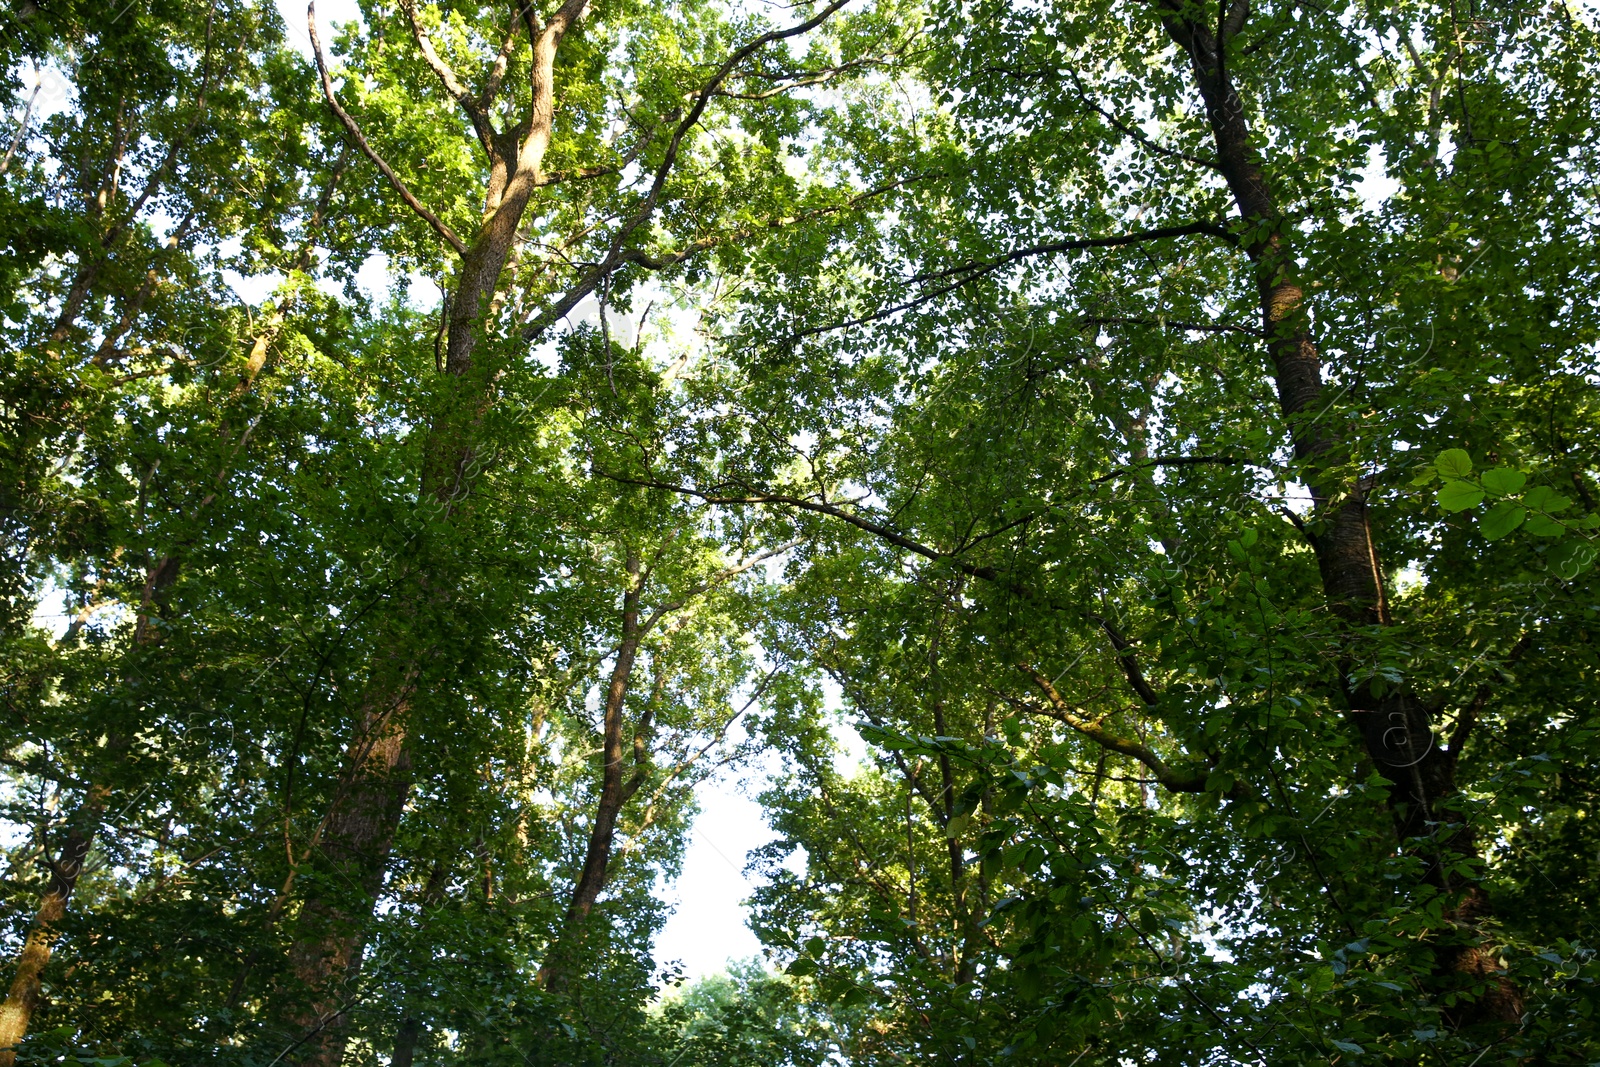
0 154 352 1060
1156 1 1522 1028
539 551 645 994
0 798 104 1066
0 535 184 1060
276 6 589 1054
283 690 415 1065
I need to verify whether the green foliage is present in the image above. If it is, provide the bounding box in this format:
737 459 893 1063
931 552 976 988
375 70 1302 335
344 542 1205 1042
2 0 1598 1063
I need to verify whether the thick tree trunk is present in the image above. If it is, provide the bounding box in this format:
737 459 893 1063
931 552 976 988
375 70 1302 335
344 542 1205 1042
278 9 590 1054
284 693 415 1065
1157 2 1522 1028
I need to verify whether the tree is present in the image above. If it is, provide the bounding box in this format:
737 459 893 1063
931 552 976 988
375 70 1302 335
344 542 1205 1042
621 0 1600 1060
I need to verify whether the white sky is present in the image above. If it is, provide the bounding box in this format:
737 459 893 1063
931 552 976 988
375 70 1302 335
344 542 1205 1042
653 773 772 979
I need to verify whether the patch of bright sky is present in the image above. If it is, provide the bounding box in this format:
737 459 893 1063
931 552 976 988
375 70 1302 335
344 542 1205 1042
654 681 865 982
277 0 364 60
652 767 773 980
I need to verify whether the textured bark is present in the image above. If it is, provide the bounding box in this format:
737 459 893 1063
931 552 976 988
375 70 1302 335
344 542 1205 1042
283 693 415 1065
1156 1 1521 1029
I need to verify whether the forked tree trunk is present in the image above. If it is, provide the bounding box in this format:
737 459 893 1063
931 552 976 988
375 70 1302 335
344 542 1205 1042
277 5 594 1059
1156 1 1522 1028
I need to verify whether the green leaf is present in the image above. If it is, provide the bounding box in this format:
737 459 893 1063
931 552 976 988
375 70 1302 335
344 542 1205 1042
1329 1039 1365 1055
1479 501 1525 540
1480 467 1526 496
786 956 817 977
1434 448 1473 478
945 812 970 839
1437 480 1485 512
1523 485 1573 513
1524 513 1566 537
1549 540 1598 579
1409 465 1438 486
839 985 870 1007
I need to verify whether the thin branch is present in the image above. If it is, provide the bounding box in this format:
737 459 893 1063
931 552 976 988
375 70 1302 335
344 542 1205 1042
1089 454 1239 485
611 173 926 270
714 45 920 100
911 220 1234 286
0 70 40 176
309 0 467 256
1066 66 1221 171
790 220 1234 342
524 0 855 338
637 538 804 633
1445 633 1532 760
479 1 533 109
1079 314 1259 336
398 0 496 150
1019 665 1212 794
602 473 1013 589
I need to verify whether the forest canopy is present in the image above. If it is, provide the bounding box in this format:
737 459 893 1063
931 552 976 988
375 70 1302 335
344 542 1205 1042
1 0 1598 1063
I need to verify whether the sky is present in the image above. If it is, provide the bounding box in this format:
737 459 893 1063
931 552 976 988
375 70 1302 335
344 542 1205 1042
652 773 773 979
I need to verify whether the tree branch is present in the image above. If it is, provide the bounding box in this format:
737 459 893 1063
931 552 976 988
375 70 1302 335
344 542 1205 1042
1019 665 1211 794
1445 633 1532 760
637 538 804 634
523 0 855 338
1092 617 1161 707
789 220 1235 342
309 0 467 256
478 1 529 109
398 0 496 151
